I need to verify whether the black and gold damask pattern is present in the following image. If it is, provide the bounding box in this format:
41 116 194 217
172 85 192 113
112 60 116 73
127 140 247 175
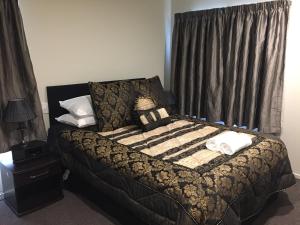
89 81 134 131
130 79 152 97
130 77 168 108
60 117 295 225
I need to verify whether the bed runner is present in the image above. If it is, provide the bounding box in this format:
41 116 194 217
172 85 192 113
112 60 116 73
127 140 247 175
99 119 259 173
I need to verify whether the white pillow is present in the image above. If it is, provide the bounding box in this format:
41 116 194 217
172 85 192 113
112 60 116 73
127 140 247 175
55 114 96 128
59 95 94 117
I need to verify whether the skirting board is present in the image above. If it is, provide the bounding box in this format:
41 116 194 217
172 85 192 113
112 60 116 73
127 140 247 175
294 172 300 179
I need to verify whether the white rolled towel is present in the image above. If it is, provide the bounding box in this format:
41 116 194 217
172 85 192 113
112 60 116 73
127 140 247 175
220 133 252 155
206 131 237 152
206 131 253 155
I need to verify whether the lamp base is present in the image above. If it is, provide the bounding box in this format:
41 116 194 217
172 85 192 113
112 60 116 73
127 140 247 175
17 122 27 145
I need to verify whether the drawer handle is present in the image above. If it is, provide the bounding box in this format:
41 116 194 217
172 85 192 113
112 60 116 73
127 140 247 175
29 171 49 179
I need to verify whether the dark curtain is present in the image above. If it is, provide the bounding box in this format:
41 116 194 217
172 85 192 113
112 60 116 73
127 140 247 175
171 1 290 134
0 0 46 152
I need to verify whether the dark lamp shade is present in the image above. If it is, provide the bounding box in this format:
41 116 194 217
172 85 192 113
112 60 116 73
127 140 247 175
4 98 36 123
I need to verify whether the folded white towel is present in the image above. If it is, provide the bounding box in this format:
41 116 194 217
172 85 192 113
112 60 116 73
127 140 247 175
220 133 252 155
206 131 236 151
206 131 252 155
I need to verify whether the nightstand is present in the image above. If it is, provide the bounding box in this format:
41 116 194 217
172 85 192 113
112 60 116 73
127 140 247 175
0 149 63 216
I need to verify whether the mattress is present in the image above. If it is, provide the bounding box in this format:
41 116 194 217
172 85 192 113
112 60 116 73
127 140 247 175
58 116 295 225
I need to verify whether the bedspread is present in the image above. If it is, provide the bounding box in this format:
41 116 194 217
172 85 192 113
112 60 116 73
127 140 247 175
59 116 295 225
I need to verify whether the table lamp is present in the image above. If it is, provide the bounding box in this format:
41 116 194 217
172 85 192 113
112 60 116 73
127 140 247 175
4 98 36 146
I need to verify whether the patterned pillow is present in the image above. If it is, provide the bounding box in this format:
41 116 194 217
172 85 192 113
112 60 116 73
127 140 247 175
148 76 169 107
134 96 171 131
89 81 135 131
130 76 168 109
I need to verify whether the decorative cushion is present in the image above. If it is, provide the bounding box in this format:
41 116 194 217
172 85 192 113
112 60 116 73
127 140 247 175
148 76 169 107
137 107 171 131
89 81 135 131
134 96 171 131
130 79 152 96
134 96 157 111
130 76 168 108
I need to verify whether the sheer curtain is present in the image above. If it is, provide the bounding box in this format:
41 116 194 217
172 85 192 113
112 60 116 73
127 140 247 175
0 0 46 152
171 1 291 134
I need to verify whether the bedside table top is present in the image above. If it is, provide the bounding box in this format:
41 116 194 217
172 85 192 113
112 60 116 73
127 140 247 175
10 140 46 151
0 151 60 174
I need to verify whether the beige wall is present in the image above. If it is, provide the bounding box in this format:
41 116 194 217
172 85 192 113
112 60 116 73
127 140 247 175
19 0 166 128
170 0 300 176
281 0 300 177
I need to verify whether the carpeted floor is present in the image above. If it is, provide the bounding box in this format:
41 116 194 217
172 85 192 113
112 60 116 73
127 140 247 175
0 180 299 225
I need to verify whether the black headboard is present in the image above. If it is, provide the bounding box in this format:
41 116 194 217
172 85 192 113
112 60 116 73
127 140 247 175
46 78 144 127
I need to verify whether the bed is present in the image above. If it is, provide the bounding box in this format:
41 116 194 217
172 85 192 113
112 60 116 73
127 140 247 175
47 78 295 225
